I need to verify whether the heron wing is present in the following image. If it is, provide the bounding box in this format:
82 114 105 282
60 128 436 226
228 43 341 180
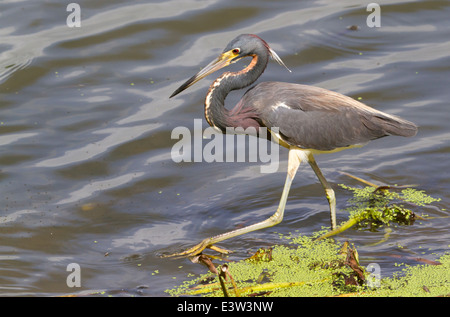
242 82 417 151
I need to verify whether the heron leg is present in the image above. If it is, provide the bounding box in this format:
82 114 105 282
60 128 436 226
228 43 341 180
305 152 337 230
162 148 303 258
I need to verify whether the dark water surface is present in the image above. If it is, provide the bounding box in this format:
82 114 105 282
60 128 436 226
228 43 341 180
0 0 449 296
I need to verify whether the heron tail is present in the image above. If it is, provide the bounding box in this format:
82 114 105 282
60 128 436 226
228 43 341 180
371 114 418 137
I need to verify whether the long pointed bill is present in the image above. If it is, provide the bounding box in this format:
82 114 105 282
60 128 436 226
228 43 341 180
170 51 234 98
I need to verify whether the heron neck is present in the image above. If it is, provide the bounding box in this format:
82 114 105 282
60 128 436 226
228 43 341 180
204 54 269 132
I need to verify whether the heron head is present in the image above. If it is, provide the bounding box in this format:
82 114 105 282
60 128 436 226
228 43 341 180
170 34 290 98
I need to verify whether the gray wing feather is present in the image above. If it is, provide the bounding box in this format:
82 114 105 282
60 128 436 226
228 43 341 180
241 82 417 151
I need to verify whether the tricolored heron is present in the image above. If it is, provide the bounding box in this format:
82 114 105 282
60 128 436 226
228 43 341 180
167 34 417 257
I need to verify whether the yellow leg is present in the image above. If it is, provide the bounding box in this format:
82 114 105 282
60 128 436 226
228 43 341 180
306 152 337 230
161 148 304 258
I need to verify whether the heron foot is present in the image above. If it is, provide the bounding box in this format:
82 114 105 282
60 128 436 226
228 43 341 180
161 239 232 258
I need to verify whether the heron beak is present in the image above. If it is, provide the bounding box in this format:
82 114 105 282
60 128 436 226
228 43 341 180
170 50 236 98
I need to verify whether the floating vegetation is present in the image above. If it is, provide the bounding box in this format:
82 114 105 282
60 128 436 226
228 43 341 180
165 234 449 297
317 174 441 240
166 236 366 297
165 174 447 297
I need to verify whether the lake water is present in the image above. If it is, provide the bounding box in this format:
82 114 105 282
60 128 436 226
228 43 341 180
0 0 449 296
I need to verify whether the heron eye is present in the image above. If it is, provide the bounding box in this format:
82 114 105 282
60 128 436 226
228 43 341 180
232 48 240 54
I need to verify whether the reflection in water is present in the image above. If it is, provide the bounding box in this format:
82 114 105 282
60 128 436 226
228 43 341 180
35 124 160 167
56 172 145 205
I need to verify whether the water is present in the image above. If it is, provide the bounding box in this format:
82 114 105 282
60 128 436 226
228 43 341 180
0 0 449 296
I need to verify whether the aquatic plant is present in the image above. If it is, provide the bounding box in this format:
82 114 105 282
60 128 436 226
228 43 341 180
165 179 446 297
166 233 449 297
317 180 441 240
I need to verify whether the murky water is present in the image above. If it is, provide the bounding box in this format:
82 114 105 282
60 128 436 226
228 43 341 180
0 0 449 296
